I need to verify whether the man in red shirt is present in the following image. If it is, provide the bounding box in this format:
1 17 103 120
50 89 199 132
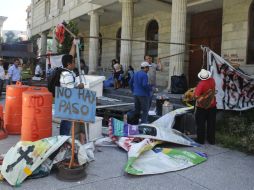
194 69 216 145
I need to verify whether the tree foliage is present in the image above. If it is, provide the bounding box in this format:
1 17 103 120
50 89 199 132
29 35 39 56
57 21 79 54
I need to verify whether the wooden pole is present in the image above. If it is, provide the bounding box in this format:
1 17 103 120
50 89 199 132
69 121 75 169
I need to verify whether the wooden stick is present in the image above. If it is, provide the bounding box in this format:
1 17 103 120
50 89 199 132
69 121 75 169
62 25 77 38
85 123 89 142
159 47 201 60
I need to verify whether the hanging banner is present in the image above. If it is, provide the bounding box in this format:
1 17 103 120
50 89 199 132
54 87 96 122
208 49 254 110
46 55 63 68
110 106 198 147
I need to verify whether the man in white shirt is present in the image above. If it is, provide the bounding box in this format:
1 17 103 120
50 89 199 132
59 41 84 136
8 58 21 84
35 63 43 77
0 58 5 97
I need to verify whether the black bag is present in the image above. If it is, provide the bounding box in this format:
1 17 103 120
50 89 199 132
47 67 71 97
171 74 188 94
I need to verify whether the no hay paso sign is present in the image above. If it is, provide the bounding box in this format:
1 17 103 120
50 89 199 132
54 87 96 122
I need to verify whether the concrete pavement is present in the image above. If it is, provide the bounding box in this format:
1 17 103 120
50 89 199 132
1 123 254 190
0 93 254 190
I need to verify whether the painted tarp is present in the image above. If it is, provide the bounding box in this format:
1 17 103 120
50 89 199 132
0 136 95 186
1 136 69 186
106 128 207 175
208 49 254 110
110 107 198 147
125 139 207 175
107 107 207 176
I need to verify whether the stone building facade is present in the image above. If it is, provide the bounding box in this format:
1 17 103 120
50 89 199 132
28 0 254 88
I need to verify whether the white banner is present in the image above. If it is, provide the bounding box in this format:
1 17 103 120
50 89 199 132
208 49 254 110
46 55 63 69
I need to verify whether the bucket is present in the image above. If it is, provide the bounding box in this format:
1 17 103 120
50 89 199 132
21 87 53 141
156 96 169 116
4 82 29 134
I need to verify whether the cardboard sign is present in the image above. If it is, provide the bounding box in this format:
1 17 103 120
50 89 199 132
54 87 96 122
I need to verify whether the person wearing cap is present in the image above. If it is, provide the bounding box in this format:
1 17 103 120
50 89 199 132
194 69 216 145
129 62 152 124
0 58 5 97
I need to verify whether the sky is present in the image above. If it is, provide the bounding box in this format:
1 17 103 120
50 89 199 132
0 0 31 31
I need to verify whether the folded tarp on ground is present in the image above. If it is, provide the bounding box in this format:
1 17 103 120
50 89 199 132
0 136 94 186
106 107 207 175
124 139 207 175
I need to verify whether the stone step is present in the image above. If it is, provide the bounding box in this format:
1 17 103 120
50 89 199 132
103 92 134 103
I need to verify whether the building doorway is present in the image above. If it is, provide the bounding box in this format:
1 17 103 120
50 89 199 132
189 9 222 87
247 0 254 64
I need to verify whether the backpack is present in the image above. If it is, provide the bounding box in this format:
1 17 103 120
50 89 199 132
47 67 71 97
196 88 215 109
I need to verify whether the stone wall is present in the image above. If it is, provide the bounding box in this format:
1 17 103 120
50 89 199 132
81 10 172 87
222 0 254 74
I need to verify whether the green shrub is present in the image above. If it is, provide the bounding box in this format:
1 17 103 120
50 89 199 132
216 109 254 153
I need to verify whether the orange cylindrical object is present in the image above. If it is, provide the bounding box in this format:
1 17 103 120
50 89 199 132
4 82 29 134
21 87 53 141
0 104 8 140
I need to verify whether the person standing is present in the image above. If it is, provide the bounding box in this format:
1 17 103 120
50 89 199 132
46 64 53 77
35 63 43 77
113 61 123 89
129 62 152 124
8 58 21 84
59 41 84 136
144 55 162 107
0 58 5 97
194 69 217 145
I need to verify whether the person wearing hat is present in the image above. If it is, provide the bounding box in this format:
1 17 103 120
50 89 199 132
129 61 152 124
0 58 5 97
194 69 216 145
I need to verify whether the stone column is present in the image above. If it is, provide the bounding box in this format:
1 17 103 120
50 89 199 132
119 0 135 72
168 0 187 89
52 29 58 53
88 10 103 74
40 32 47 56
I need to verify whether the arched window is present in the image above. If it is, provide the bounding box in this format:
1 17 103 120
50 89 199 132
116 28 121 62
145 20 159 62
98 33 102 66
247 1 254 64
